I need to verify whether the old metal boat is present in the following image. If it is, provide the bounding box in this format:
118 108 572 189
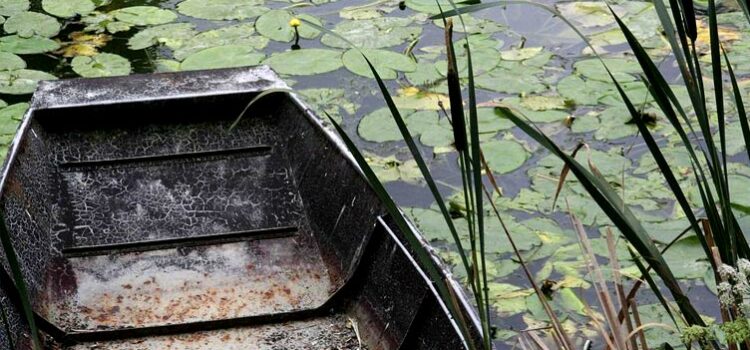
0 66 482 349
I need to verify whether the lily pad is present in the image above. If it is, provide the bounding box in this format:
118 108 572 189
0 102 28 122
321 17 421 49
255 10 321 42
297 88 358 124
0 35 59 54
0 52 25 70
358 108 432 143
366 153 422 184
128 23 197 50
476 64 547 94
42 0 95 18
173 23 268 61
482 139 529 174
112 6 177 26
392 87 450 110
71 53 130 77
181 45 265 71
500 47 543 61
0 69 56 94
177 0 267 21
432 14 504 34
0 0 28 16
262 49 343 76
342 48 416 79
4 11 60 38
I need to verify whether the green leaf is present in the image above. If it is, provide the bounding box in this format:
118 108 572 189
342 48 416 79
476 64 547 94
320 17 421 49
42 0 95 18
128 23 197 50
176 0 267 21
173 23 268 61
4 11 60 38
500 47 543 61
297 88 358 124
0 52 25 70
112 6 177 26
262 49 342 76
0 0 28 17
0 69 56 94
0 102 28 123
180 45 265 71
432 14 504 34
71 53 130 77
482 139 529 174
255 10 321 42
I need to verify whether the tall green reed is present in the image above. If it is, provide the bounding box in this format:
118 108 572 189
440 0 750 347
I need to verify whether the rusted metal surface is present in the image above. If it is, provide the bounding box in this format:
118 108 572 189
66 314 361 350
46 236 332 331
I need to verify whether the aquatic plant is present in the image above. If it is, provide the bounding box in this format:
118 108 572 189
440 0 750 347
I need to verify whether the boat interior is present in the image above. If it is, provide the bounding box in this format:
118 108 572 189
0 67 476 349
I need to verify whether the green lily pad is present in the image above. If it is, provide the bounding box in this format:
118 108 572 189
476 64 547 94
342 48 416 79
366 153 422 184
255 10 321 42
500 47 543 61
556 74 612 106
42 0 95 18
297 88 359 124
154 59 180 73
405 0 468 14
112 6 177 26
128 23 197 50
181 45 265 71
500 96 570 123
0 0 28 16
432 14 504 34
321 17 421 49
71 53 130 77
177 0 267 21
173 24 268 61
0 52 25 70
4 11 60 38
0 69 56 94
482 139 529 174
520 95 570 111
573 57 642 82
263 49 342 76
0 35 59 54
0 102 28 122
358 108 429 143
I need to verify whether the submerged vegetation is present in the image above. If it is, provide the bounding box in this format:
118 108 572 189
0 0 749 348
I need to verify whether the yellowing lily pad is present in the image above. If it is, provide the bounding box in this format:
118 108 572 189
392 86 450 110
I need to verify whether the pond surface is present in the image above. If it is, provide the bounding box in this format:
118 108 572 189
1 0 750 348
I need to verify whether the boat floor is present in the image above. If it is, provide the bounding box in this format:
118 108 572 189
46 236 333 331
64 314 362 350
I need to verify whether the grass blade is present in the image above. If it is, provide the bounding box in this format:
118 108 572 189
498 106 705 327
